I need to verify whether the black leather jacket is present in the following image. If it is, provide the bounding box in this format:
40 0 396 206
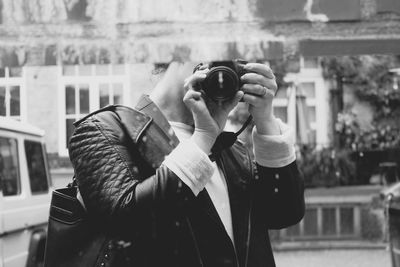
68 95 305 267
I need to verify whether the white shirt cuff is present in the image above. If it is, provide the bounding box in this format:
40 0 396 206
162 139 214 196
252 118 296 168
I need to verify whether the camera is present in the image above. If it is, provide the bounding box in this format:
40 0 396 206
195 59 248 102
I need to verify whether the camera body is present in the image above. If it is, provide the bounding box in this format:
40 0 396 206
198 59 248 102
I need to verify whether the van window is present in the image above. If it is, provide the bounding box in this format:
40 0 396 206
25 140 49 194
0 137 20 196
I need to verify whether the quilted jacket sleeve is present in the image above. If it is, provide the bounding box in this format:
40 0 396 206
68 111 194 226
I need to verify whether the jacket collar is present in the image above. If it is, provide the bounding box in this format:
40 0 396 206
135 94 180 147
132 95 180 168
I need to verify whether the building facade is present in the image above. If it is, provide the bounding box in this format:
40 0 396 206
1 0 400 175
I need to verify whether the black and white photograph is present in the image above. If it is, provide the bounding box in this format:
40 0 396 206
1 0 400 266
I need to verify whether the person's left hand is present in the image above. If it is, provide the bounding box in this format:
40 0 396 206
240 63 280 135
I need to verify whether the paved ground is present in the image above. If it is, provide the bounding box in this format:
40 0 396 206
274 248 391 267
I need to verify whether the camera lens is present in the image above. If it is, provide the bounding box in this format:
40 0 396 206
202 66 239 101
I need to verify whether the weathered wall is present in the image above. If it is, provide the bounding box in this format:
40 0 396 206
128 63 161 102
254 0 363 22
2 0 396 24
0 0 255 23
24 66 59 153
0 0 400 67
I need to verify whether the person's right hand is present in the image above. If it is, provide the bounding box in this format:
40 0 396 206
183 70 243 154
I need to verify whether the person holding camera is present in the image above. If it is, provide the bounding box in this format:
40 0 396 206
68 61 305 267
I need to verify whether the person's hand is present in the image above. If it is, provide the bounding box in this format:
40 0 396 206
183 70 243 153
241 63 280 135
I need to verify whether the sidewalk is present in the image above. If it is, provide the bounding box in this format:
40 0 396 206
274 248 391 267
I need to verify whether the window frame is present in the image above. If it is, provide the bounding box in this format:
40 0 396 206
58 64 131 156
0 67 26 121
276 57 329 146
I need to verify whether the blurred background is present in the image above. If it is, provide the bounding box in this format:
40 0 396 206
1 0 400 266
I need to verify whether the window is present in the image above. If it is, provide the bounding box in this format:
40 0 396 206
59 64 131 155
273 87 290 124
273 106 288 122
275 57 329 146
99 83 124 108
302 56 319 69
0 67 24 120
65 83 90 148
0 137 20 196
25 140 49 194
299 82 316 98
273 81 319 143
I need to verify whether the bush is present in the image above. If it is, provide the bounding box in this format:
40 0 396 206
297 145 356 187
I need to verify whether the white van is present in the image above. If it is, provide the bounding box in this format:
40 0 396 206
0 117 52 267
